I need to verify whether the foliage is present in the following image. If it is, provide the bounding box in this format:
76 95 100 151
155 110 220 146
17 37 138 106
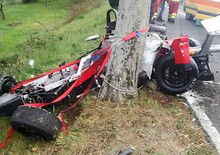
0 1 107 153
66 0 102 24
22 0 37 4
0 0 17 4
0 0 5 20
0 0 104 80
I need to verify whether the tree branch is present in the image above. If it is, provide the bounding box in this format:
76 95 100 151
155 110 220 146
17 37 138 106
0 2 5 20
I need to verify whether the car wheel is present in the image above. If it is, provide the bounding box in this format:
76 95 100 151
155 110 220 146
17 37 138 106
0 74 16 96
155 53 198 94
11 106 62 141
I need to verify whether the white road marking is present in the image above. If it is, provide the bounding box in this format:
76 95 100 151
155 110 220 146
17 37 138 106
182 91 220 154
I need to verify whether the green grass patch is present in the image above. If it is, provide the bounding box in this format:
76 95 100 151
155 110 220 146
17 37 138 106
0 0 106 80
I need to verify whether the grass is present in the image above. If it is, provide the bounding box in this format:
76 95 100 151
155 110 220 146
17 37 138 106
1 0 69 56
0 0 104 80
0 0 216 154
0 90 215 154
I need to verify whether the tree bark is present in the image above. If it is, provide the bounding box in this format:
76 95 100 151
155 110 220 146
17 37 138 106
0 2 5 20
99 0 151 102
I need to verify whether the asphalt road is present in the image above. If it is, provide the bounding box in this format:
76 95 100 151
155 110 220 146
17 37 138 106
165 7 220 133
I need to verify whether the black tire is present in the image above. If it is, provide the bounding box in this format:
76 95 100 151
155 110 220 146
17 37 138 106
186 13 194 21
0 74 16 96
155 54 198 94
11 106 62 141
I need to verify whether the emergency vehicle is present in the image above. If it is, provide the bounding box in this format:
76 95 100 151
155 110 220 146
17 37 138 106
184 0 220 21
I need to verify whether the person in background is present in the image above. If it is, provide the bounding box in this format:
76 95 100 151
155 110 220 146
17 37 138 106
152 0 165 20
168 0 180 23
157 0 166 21
150 0 156 22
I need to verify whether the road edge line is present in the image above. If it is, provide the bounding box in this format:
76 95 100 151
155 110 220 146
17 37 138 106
183 91 220 154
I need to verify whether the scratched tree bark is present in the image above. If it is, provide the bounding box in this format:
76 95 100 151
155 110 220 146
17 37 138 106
99 0 151 102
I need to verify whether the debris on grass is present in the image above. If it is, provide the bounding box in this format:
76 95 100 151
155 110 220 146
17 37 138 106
52 90 215 154
0 89 216 154
85 34 100 41
28 59 35 68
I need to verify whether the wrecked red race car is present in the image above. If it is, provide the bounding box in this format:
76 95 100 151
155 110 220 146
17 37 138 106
0 34 190 142
0 4 218 142
107 8 217 94
0 45 111 140
0 34 198 141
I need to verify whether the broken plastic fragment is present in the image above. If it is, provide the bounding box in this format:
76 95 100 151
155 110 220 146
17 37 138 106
85 34 100 41
29 59 35 68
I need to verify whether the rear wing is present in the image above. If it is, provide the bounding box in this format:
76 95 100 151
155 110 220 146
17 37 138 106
201 15 220 35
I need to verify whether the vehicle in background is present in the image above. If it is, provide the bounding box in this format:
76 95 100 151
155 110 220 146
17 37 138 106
184 0 220 21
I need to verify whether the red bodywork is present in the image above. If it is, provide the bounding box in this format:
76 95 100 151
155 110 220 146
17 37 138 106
158 36 191 64
169 36 191 64
10 47 111 109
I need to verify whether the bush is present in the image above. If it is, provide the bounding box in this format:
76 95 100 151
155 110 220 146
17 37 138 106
64 0 102 24
4 0 16 4
22 0 37 3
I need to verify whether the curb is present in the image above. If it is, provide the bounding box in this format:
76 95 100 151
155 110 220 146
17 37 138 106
182 91 220 154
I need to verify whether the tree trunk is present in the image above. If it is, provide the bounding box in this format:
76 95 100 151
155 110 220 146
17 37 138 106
0 3 5 20
99 0 151 102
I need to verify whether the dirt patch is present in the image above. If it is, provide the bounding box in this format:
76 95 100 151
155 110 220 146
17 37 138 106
42 89 215 155
1 89 215 154
63 0 102 26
